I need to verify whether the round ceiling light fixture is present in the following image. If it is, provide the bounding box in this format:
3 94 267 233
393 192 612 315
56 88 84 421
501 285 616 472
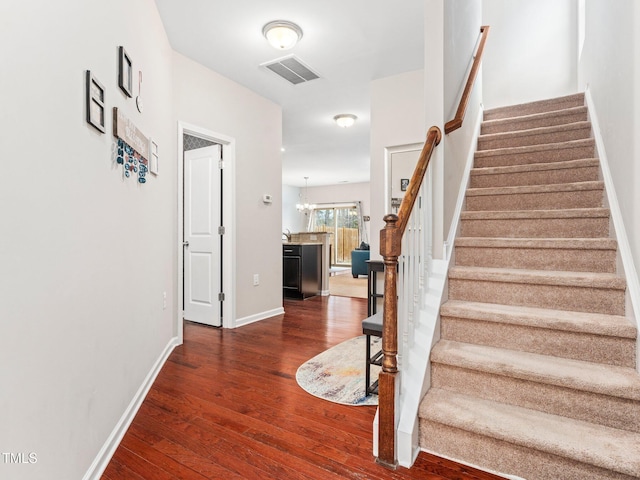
333 114 358 128
262 20 303 50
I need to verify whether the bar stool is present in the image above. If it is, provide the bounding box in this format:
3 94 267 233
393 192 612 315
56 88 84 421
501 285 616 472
362 312 383 396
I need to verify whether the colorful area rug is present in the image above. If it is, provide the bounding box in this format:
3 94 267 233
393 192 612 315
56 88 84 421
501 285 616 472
296 335 380 406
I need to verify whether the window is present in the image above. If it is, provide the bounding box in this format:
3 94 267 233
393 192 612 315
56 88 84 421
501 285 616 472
310 204 360 266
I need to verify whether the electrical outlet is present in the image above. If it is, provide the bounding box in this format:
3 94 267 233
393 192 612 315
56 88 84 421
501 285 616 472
253 274 259 286
162 292 167 309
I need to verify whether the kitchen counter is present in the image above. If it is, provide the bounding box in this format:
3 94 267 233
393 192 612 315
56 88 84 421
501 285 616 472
282 242 322 246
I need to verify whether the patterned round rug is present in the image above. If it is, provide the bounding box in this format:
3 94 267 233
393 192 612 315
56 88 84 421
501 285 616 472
296 335 380 406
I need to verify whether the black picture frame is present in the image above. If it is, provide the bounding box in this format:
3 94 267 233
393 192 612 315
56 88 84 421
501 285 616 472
400 178 409 192
86 70 106 133
118 46 133 97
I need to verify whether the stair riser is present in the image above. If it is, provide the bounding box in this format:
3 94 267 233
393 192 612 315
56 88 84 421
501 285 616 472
448 278 625 315
420 418 639 480
432 364 640 432
478 126 591 151
481 110 588 135
475 142 595 168
466 188 603 211
460 216 609 238
455 245 616 273
441 317 635 367
483 95 586 121
470 165 599 188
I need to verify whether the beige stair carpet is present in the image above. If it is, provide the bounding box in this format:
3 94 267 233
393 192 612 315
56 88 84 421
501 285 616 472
418 92 640 480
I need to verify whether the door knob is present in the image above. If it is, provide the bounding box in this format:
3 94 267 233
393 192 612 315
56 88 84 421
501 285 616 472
183 241 189 247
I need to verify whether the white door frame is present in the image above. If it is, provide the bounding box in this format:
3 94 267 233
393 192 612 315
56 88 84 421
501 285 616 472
177 121 236 343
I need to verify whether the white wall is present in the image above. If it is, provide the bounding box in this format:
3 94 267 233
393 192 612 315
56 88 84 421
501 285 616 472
443 0 483 245
482 0 578 109
0 1 175 479
172 52 283 322
370 70 426 260
578 0 640 321
306 182 372 244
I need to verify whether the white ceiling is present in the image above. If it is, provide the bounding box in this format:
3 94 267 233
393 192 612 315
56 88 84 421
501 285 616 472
154 0 425 187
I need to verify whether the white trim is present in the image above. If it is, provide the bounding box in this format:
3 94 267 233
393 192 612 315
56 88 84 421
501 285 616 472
177 122 237 333
584 89 640 371
383 142 425 215
82 337 179 480
235 307 285 328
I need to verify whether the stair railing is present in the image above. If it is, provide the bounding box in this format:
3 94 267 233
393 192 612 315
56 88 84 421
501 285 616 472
445 25 490 134
377 126 441 468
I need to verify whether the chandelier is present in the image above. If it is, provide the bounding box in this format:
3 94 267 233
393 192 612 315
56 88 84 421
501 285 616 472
296 177 316 213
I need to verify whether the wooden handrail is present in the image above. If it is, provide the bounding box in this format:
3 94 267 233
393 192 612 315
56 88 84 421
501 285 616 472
444 25 490 135
377 126 442 469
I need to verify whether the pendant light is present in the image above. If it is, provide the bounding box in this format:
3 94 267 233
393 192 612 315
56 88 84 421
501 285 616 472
296 177 315 212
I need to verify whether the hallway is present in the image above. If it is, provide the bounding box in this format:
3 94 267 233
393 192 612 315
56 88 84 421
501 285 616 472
102 296 504 479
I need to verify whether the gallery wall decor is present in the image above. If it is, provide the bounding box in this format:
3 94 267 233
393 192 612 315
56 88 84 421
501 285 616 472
113 108 150 184
85 71 106 133
118 46 133 97
136 71 144 113
149 138 159 175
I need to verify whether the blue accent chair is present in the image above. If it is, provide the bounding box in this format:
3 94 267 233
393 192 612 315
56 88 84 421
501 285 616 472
351 249 370 278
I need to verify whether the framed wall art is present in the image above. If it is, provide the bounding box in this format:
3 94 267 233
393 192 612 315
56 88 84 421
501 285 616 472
85 70 106 133
149 138 159 175
118 46 133 97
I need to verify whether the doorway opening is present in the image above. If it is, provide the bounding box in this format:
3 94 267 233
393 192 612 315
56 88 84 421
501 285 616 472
177 122 235 342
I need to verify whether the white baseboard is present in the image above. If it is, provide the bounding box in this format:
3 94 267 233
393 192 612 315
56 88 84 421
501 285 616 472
585 88 640 371
235 307 285 328
82 336 180 480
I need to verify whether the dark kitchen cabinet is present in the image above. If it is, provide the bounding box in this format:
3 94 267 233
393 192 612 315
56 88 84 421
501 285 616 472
283 244 321 299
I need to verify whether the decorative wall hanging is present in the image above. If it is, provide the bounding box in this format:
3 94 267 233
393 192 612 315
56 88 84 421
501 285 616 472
400 178 409 192
85 71 106 133
118 46 133 97
113 108 150 184
136 71 144 113
149 138 159 175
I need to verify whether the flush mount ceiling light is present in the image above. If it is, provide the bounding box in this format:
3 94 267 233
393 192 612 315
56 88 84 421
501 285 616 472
333 114 358 128
263 20 303 50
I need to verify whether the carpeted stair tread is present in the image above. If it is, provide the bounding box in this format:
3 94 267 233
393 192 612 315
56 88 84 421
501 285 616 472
455 237 617 251
465 181 604 211
454 236 617 273
483 93 585 121
481 106 589 135
470 158 600 188
466 180 603 198
440 300 636 339
477 121 592 151
449 265 626 290
461 207 609 221
474 138 595 168
419 388 640 478
431 340 640 400
460 208 610 239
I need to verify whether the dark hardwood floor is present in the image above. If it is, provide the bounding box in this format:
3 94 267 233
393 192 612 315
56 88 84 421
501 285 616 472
102 295 504 480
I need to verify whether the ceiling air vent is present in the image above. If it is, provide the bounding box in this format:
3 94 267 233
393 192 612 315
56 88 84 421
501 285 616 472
261 56 320 85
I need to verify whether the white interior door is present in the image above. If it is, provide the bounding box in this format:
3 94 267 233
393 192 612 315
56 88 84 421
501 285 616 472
184 145 222 327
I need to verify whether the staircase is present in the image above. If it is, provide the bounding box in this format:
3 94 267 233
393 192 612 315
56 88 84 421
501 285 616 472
418 93 640 480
